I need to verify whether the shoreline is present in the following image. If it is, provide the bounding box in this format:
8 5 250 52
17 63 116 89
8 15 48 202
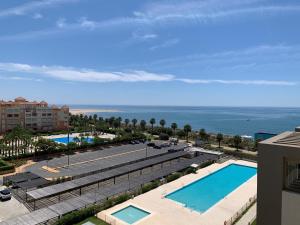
70 108 121 115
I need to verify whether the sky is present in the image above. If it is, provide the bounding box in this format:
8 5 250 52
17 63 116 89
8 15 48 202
0 0 299 107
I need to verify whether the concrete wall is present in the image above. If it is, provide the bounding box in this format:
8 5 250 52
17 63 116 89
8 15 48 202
281 191 300 225
257 139 300 225
257 143 284 225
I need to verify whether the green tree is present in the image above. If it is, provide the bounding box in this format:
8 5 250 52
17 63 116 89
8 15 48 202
93 114 98 121
124 118 130 127
233 135 242 150
149 118 156 133
160 119 166 128
140 120 147 131
216 133 224 148
171 123 178 137
132 119 138 129
117 117 122 127
199 128 207 141
34 138 57 154
183 124 192 142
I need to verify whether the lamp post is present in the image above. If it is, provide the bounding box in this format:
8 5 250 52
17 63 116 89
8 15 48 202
67 116 70 167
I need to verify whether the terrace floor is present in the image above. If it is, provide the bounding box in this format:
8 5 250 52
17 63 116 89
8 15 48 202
98 160 257 225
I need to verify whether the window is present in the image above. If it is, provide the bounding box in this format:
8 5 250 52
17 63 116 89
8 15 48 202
285 159 300 193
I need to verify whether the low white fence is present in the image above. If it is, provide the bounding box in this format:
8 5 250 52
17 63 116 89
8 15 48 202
224 194 257 225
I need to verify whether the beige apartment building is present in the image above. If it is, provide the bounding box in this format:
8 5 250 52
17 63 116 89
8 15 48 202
0 97 69 134
257 126 300 225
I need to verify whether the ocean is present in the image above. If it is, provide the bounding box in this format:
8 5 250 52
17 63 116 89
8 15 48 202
70 105 300 137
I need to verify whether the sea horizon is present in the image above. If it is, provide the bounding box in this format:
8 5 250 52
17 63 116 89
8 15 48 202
66 105 300 137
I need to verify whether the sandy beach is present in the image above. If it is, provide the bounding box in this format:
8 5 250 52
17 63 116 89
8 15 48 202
70 108 121 115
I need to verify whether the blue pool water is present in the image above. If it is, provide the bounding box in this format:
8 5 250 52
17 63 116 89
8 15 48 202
166 164 257 213
112 205 150 224
51 136 94 144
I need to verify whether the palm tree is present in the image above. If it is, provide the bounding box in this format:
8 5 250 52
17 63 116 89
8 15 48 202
117 117 122 127
73 136 80 145
160 119 166 128
149 118 156 133
233 135 242 150
140 120 146 131
93 114 98 122
171 123 178 137
199 128 207 141
183 124 192 142
216 133 224 148
132 118 138 129
124 118 130 127
108 117 115 128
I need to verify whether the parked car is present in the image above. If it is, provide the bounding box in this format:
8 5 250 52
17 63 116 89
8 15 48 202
0 189 11 201
147 142 155 147
160 142 171 148
129 140 136 144
153 145 162 149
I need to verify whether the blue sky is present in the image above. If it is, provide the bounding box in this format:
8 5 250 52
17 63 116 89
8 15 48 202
0 0 299 107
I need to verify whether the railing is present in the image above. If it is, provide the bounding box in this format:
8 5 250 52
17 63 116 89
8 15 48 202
224 194 257 225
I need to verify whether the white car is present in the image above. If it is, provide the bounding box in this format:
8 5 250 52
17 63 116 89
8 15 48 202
0 189 12 201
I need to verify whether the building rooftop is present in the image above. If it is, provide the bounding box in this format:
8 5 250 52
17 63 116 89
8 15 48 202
261 128 300 148
274 132 300 147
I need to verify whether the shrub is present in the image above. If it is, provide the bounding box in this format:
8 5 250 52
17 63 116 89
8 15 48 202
0 159 15 174
54 206 97 225
159 133 169 140
141 180 160 193
166 172 181 182
114 193 130 205
184 167 197 174
199 160 215 168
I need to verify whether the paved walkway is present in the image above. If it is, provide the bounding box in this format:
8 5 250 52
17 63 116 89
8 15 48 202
235 203 257 225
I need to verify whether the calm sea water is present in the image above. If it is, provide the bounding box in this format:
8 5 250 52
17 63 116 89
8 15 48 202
70 105 300 137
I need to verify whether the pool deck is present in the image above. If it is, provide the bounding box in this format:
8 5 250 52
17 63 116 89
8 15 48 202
41 132 116 141
98 159 257 225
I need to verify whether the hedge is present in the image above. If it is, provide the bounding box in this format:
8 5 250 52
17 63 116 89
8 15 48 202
223 149 257 161
0 159 15 173
166 172 181 182
54 194 131 225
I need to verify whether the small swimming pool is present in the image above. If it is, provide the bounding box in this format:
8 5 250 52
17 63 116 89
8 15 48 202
166 164 257 213
51 136 94 144
111 205 150 224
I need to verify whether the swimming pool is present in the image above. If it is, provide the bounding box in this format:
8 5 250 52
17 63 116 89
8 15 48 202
111 205 150 224
166 164 257 213
51 136 94 144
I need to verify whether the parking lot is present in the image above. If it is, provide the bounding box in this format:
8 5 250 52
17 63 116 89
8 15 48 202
26 142 186 179
0 186 29 222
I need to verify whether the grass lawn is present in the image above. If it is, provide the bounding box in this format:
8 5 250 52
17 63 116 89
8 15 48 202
251 219 256 225
75 216 109 225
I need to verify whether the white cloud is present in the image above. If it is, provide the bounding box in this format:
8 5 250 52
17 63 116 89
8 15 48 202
0 0 79 18
56 18 66 28
78 17 96 30
178 79 297 86
0 63 174 83
0 62 297 86
136 1 300 24
146 44 300 69
150 38 180 50
33 13 43 19
2 1 300 41
132 32 158 41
